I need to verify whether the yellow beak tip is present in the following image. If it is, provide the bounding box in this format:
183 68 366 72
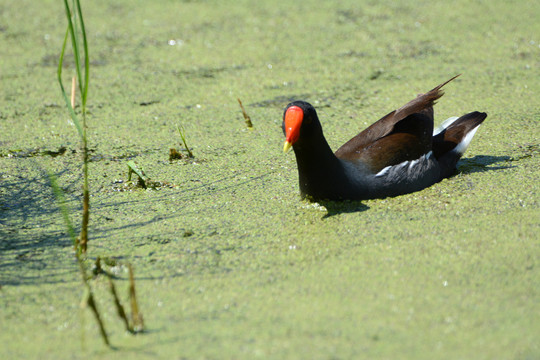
283 141 293 153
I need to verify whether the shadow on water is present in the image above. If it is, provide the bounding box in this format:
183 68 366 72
0 163 280 285
0 170 71 250
458 155 514 174
0 169 78 285
0 167 185 285
319 200 370 218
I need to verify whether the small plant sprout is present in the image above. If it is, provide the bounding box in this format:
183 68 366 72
127 161 149 189
176 124 194 158
237 98 254 129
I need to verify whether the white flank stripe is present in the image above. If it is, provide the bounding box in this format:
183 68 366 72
408 158 419 169
375 151 433 177
375 166 391 177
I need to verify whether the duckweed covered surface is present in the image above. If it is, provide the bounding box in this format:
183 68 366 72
1 0 539 358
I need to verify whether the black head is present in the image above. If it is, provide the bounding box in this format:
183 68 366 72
282 101 323 152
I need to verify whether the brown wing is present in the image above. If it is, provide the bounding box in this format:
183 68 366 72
335 75 460 172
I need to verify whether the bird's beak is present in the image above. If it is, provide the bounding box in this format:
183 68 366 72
283 105 303 153
283 141 293 153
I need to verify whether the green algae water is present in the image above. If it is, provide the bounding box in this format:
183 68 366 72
1 0 539 358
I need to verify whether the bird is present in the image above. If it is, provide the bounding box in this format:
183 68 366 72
282 75 487 201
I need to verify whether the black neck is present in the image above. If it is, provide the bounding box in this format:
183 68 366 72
292 134 348 199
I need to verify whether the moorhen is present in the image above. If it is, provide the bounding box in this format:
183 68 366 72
282 75 487 200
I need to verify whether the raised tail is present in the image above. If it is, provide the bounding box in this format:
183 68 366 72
394 74 461 120
432 111 487 178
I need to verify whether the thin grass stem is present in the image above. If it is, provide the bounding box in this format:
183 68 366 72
176 124 194 158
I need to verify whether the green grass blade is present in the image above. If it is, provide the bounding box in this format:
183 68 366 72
127 161 147 182
75 0 90 108
176 124 194 158
62 0 84 100
57 28 84 139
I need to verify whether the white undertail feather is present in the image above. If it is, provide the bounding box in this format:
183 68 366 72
374 112 483 177
433 116 459 135
453 125 481 155
434 116 483 155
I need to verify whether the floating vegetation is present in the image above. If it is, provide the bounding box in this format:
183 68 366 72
369 68 384 80
249 94 311 108
138 100 160 106
1 146 67 158
169 147 183 161
171 64 245 79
